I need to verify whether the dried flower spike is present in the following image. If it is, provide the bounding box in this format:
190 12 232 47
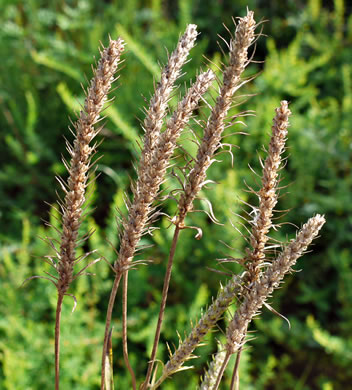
101 27 215 389
200 344 227 390
178 10 256 223
139 24 199 191
226 214 325 354
54 37 125 390
58 38 125 294
246 100 291 283
114 24 200 274
153 276 241 388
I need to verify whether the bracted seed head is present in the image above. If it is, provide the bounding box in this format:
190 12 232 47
226 214 326 354
114 69 214 273
178 10 257 224
57 38 125 295
154 275 241 387
199 344 227 390
246 100 292 283
139 24 199 187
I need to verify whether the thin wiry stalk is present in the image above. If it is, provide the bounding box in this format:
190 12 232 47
53 37 124 390
229 345 243 390
100 26 204 389
142 225 181 389
216 214 326 384
122 273 137 390
211 352 231 390
55 293 64 390
101 274 122 390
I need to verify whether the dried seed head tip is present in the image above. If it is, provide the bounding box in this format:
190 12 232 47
226 214 325 354
57 38 124 294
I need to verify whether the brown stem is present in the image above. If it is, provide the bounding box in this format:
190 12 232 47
122 272 137 390
101 273 122 390
230 346 243 390
142 225 181 389
212 351 231 390
55 292 64 390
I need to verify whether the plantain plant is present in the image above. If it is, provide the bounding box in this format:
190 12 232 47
25 10 325 389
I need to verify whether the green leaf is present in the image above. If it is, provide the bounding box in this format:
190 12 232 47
31 50 82 81
115 24 160 78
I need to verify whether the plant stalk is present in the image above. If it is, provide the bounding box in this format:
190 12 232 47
230 345 243 390
122 272 137 390
55 292 64 390
212 351 231 390
101 273 122 390
142 224 181 389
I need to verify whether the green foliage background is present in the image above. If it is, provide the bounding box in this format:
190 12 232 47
0 0 351 388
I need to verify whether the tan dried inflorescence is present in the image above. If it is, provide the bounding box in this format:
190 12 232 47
142 24 198 155
246 100 291 283
34 8 326 390
57 38 125 294
154 99 325 388
154 276 241 386
114 25 207 273
200 345 227 390
226 214 326 354
115 70 215 272
178 11 256 223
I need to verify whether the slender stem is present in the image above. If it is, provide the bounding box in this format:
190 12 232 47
122 272 137 390
230 346 243 390
212 351 231 390
55 292 64 390
142 225 181 389
101 273 122 390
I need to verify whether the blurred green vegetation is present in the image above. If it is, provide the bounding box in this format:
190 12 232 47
0 0 351 388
